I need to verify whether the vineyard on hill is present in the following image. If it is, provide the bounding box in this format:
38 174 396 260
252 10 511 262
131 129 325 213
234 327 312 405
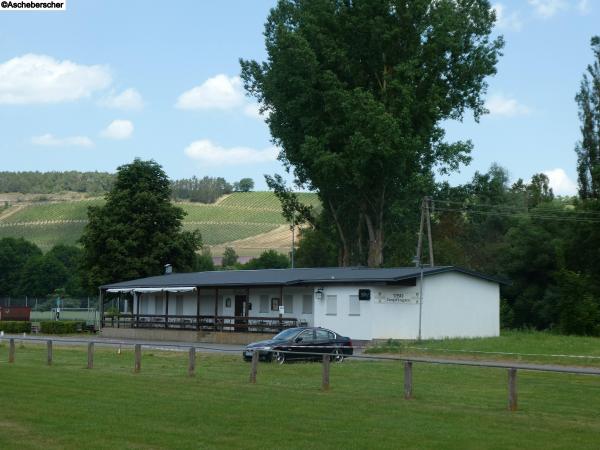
0 192 320 256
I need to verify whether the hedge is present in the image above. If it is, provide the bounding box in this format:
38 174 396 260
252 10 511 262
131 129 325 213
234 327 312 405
0 321 32 333
40 321 85 334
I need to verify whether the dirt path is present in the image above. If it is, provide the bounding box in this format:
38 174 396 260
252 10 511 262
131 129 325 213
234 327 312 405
0 204 25 221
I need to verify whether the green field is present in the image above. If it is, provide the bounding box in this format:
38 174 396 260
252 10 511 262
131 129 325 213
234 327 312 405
367 330 600 368
0 192 319 254
0 340 599 449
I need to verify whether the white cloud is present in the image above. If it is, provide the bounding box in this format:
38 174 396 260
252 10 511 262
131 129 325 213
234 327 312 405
100 88 143 110
485 94 531 117
577 0 591 14
0 54 111 104
243 103 264 119
176 74 244 110
31 133 93 148
493 4 523 31
528 0 568 18
100 119 134 140
184 139 278 166
543 168 578 196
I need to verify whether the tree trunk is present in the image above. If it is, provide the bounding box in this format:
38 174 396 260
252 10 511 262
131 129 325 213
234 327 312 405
364 213 383 267
329 200 350 266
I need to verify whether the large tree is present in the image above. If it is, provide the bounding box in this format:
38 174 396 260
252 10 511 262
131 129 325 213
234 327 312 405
80 159 201 291
241 0 503 266
0 238 42 296
575 36 600 200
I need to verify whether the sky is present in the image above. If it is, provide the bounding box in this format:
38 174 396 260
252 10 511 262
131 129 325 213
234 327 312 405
0 0 598 194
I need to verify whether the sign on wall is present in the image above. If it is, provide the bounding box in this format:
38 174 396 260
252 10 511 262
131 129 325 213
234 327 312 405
375 288 420 304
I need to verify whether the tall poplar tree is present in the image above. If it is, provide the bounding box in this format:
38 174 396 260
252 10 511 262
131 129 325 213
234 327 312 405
241 0 503 266
575 36 600 200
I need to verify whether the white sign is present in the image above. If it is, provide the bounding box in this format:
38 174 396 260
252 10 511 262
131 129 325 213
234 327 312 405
278 305 285 314
376 290 420 304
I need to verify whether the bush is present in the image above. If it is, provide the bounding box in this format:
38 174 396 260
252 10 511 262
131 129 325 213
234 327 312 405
40 321 85 334
0 321 32 333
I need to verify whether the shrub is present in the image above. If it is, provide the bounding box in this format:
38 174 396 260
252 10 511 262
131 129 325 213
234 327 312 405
40 321 85 334
0 321 32 333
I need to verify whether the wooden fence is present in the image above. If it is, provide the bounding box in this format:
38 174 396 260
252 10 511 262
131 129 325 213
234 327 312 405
2 336 600 412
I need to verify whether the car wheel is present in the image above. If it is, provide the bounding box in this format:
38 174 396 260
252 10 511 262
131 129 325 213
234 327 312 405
274 352 286 365
331 348 344 363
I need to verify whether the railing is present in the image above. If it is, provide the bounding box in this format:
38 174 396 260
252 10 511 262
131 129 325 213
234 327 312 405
102 314 301 332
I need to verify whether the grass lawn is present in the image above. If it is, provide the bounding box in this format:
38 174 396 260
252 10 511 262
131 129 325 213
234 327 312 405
0 342 599 449
366 330 600 368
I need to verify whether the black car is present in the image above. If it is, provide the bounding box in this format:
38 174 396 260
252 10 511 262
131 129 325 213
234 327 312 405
243 327 353 364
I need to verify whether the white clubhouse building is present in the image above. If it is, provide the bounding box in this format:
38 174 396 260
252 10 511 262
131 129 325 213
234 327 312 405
100 266 502 343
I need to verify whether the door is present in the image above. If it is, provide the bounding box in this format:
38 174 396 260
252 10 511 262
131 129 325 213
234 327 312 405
234 295 247 331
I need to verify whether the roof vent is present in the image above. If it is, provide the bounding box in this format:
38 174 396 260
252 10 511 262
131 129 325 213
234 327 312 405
164 264 173 275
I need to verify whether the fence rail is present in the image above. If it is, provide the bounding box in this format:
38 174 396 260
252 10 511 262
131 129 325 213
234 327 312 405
2 335 600 412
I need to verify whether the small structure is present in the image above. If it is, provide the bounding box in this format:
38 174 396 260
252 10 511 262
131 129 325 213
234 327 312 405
0 306 31 321
99 266 503 343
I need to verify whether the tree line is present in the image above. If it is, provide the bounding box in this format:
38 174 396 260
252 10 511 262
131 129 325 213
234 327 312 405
0 171 254 204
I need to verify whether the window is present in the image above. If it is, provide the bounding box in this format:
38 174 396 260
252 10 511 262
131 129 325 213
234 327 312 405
302 294 313 314
259 295 269 313
316 329 335 340
326 295 337 315
176 294 184 316
154 294 163 314
284 295 293 314
297 329 315 343
349 295 360 316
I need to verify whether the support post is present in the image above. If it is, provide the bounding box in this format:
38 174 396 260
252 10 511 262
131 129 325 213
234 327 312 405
8 338 15 363
249 351 259 384
87 342 94 369
47 340 53 366
99 288 105 328
415 199 425 267
425 196 434 267
196 288 201 331
508 368 518 411
135 293 140 328
322 354 330 391
188 347 196 377
404 361 413 399
134 344 142 373
214 288 219 331
164 291 169 329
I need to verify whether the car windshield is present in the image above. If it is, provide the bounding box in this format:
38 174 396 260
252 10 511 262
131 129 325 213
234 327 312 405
272 328 302 341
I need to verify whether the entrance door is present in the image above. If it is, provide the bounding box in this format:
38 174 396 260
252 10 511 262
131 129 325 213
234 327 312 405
234 295 247 331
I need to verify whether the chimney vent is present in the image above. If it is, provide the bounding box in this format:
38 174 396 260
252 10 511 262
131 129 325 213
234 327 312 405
164 264 173 274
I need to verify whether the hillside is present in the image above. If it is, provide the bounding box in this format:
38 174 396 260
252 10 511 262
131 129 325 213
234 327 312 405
0 192 320 256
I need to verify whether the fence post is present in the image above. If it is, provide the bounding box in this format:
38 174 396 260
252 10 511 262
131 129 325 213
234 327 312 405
188 347 196 377
134 344 141 373
508 368 518 411
8 338 15 363
404 361 413 399
249 351 259 384
47 340 53 366
322 354 330 391
87 342 94 369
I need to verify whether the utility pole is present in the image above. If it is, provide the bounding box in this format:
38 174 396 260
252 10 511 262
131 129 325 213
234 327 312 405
415 198 425 267
291 211 295 269
415 196 434 267
425 196 434 268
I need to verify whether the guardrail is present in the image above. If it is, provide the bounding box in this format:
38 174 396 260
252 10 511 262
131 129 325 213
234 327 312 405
2 335 600 412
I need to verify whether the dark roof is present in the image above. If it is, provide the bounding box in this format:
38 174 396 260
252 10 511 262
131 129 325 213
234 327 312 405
101 266 505 290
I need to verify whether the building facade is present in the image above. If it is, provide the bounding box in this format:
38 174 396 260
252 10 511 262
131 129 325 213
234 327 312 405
100 266 502 342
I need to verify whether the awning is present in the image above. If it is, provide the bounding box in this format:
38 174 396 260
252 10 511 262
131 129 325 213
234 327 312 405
107 287 197 294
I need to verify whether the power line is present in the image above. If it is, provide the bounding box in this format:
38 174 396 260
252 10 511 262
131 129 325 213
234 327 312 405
433 206 600 223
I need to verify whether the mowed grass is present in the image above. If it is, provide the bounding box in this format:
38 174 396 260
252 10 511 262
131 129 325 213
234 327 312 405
367 330 600 368
0 343 599 450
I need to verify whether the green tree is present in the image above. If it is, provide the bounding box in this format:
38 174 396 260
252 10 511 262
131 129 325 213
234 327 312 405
195 248 215 272
0 238 42 296
241 0 503 266
17 253 69 298
575 36 600 200
243 250 290 269
234 178 255 192
221 247 238 267
80 159 201 290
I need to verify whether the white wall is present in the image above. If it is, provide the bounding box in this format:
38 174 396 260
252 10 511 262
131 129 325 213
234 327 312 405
312 272 499 340
420 271 500 339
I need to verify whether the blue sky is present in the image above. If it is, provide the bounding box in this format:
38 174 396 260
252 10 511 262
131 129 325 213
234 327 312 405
0 0 597 194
